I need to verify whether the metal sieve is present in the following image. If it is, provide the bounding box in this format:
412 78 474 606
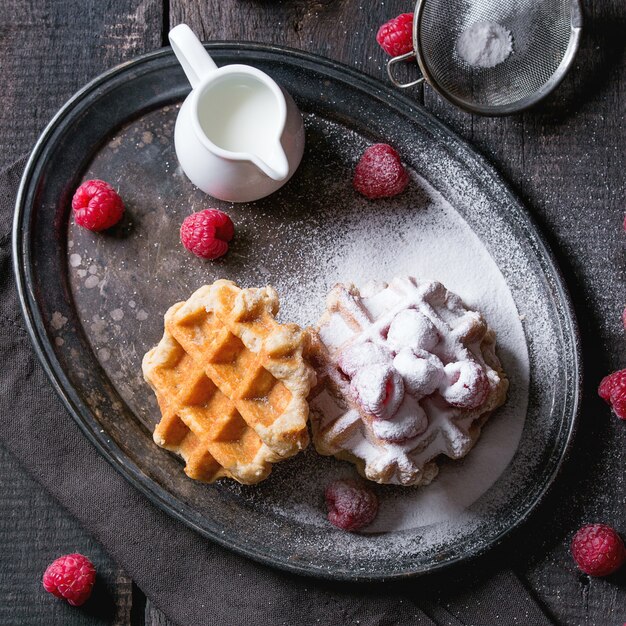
387 0 583 116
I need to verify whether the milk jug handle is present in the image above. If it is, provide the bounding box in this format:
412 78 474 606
169 24 218 88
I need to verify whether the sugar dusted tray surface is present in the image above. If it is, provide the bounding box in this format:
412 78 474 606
20 47 577 576
62 111 542 560
267 152 529 534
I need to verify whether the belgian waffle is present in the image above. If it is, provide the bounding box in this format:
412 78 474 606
142 280 316 485
309 277 508 487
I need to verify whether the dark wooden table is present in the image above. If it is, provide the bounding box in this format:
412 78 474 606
1 1 624 624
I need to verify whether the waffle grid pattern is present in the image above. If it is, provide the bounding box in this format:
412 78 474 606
143 281 315 485
310 277 508 486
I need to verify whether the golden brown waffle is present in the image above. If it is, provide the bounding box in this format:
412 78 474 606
142 280 316 485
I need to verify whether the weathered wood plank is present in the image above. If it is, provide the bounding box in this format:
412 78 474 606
0 0 164 172
421 0 626 624
2 1 624 625
169 0 421 90
0 1 163 624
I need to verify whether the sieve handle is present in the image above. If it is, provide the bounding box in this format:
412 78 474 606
386 51 425 89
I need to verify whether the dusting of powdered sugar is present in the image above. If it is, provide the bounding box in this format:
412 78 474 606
261 166 529 532
65 108 568 567
456 21 513 69
311 277 509 487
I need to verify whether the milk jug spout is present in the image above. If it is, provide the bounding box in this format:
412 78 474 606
252 144 290 182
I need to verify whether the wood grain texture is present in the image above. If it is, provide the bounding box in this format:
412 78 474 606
0 1 163 625
423 1 626 624
169 0 423 98
0 0 624 624
0 0 163 172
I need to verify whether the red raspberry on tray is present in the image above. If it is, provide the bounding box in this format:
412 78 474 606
180 208 234 260
571 524 626 577
598 368 626 420
353 144 409 199
72 179 125 231
376 13 414 58
325 478 378 532
42 553 96 606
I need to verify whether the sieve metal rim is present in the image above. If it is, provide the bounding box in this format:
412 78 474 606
387 0 584 116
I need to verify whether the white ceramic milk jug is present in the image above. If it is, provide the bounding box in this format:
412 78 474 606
169 24 305 203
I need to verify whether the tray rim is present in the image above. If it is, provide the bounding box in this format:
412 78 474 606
12 42 582 581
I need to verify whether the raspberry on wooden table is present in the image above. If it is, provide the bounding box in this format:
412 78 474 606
325 479 378 532
376 13 414 58
598 368 626 420
72 179 125 231
42 553 96 606
180 208 234 260
353 144 409 199
571 524 626 577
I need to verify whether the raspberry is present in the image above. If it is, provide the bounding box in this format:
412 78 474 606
622 306 626 330
376 13 414 58
393 348 444 397
180 209 234 260
350 364 403 420
72 179 124 231
571 524 626 576
353 144 409 199
325 479 378 532
440 360 490 409
42 553 96 606
598 369 626 420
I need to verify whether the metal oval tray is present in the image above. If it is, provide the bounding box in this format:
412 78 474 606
13 44 580 580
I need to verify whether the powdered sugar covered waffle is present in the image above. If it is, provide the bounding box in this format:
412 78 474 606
309 277 508 487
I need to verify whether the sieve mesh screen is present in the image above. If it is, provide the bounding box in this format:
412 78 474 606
418 0 575 110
